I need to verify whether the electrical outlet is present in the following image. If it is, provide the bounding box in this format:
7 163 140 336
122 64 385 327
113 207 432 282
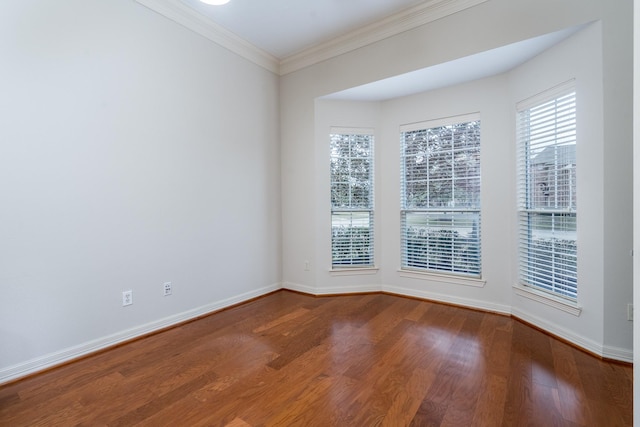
163 282 172 296
628 304 633 321
122 290 133 306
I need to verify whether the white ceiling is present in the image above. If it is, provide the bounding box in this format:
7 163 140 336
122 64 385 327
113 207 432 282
179 0 426 59
138 0 489 74
323 24 584 101
142 0 584 100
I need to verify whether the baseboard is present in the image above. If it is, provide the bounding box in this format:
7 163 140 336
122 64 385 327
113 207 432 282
282 282 381 295
602 344 634 364
281 281 318 295
0 283 282 385
511 307 613 360
382 284 512 315
282 282 510 315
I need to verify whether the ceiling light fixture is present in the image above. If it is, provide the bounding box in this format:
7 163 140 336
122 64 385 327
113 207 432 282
200 0 230 5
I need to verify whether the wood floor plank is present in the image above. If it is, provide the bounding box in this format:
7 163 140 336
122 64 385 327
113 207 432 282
349 330 426 425
403 297 434 322
197 341 333 423
501 321 535 426
224 417 252 427
106 374 215 426
133 393 226 427
365 296 421 343
252 306 310 334
410 398 448 427
262 374 335 426
432 313 487 425
550 339 592 425
531 382 565 425
469 315 512 426
0 290 632 426
470 374 508 427
381 366 433 427
342 319 413 381
571 349 630 426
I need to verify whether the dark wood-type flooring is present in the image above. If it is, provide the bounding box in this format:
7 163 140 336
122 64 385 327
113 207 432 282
0 290 633 426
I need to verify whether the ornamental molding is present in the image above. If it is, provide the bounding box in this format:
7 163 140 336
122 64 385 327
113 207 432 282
135 0 488 75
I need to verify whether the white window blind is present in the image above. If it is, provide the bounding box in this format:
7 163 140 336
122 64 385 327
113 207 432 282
330 131 374 267
517 83 577 300
400 116 481 276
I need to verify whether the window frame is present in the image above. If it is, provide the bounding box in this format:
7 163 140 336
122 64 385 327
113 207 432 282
399 113 482 278
516 81 578 301
330 128 375 269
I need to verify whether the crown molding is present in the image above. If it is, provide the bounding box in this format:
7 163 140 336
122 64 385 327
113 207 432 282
135 0 488 76
134 0 280 74
279 0 489 75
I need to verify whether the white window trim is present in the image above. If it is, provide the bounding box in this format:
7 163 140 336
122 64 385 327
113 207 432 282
398 269 486 288
515 79 576 111
330 267 380 276
330 126 374 136
513 283 582 316
400 112 482 278
399 112 480 133
516 80 578 301
330 128 375 268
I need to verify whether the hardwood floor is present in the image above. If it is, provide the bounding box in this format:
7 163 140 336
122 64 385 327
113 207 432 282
0 290 632 426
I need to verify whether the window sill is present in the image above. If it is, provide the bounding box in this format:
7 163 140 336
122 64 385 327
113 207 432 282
330 267 379 276
513 283 582 316
398 269 485 287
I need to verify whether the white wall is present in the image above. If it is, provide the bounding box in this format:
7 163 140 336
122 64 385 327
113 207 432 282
508 23 610 356
633 0 639 421
281 0 632 360
310 100 383 294
377 75 512 314
0 0 281 382
600 1 634 359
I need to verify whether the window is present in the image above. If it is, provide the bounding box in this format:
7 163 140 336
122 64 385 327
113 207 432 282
517 82 577 300
400 114 481 276
330 130 374 267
